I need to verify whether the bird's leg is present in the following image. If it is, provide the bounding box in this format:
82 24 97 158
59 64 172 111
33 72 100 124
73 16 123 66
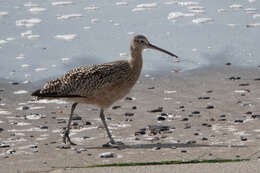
99 108 124 146
63 102 78 145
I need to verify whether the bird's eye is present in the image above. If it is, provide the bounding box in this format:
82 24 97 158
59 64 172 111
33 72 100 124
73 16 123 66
140 40 144 43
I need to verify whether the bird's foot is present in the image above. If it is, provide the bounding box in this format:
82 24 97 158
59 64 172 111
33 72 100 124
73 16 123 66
102 140 124 148
63 131 77 145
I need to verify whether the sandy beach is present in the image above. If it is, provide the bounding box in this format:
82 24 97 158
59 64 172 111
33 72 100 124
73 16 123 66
0 65 260 172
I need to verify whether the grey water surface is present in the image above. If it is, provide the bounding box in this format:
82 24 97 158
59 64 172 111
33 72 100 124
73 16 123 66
0 0 259 82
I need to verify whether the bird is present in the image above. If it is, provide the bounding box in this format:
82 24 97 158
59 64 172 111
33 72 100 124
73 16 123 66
32 35 178 146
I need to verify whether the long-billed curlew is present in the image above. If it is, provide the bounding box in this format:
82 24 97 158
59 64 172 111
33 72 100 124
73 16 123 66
32 35 178 146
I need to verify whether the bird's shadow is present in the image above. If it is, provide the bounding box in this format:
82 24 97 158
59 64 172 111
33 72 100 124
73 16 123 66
86 142 247 150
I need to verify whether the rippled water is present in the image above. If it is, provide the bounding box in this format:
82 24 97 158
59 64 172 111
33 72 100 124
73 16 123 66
0 0 259 82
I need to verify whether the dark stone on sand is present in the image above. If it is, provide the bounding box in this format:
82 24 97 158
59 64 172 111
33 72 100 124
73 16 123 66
72 115 82 120
254 78 260 81
21 106 30 110
157 116 166 121
11 82 19 85
125 112 134 117
206 90 213 93
132 106 137 109
181 118 189 121
206 105 214 109
100 152 117 158
201 137 208 141
201 123 212 127
148 86 155 89
112 105 121 109
57 144 71 149
135 128 146 135
160 112 168 116
148 106 163 113
125 97 133 100
179 106 185 109
181 150 187 153
29 145 38 149
198 96 210 100
245 111 253 115
148 125 170 134
184 124 191 129
229 76 241 80
40 125 48 129
234 120 244 123
0 128 4 133
252 114 260 118
0 89 4 92
239 83 249 86
226 62 232 66
194 133 199 136
85 121 92 125
220 114 226 117
6 149 16 154
192 111 200 114
218 118 227 121
186 140 196 144
0 143 9 148
240 136 247 141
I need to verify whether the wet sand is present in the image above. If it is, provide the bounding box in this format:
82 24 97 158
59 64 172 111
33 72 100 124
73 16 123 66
0 65 260 172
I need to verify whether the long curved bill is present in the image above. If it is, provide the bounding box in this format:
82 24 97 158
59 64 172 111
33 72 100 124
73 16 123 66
148 43 178 58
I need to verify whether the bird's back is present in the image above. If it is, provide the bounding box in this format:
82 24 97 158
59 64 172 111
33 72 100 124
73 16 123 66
32 60 140 108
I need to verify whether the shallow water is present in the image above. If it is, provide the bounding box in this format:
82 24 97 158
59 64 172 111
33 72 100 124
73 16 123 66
0 0 259 82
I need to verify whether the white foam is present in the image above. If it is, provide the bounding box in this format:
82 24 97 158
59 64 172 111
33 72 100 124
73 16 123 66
55 34 76 40
246 23 260 28
57 13 82 20
0 40 7 45
16 18 41 27
28 7 47 13
61 57 71 61
168 12 194 20
21 64 31 68
227 24 237 27
52 1 73 6
136 3 157 8
84 6 99 11
230 4 243 9
27 35 40 40
91 18 99 23
24 2 39 7
6 37 16 41
116 2 128 6
8 128 47 132
35 68 47 72
13 90 28 94
0 11 8 16
187 6 204 10
119 52 128 57
188 9 205 14
132 8 146 12
217 9 227 13
248 0 256 2
253 14 260 19
17 122 31 126
83 26 91 30
21 30 32 37
244 8 257 14
164 1 177 5
192 18 213 24
30 106 45 110
128 32 135 35
178 1 199 6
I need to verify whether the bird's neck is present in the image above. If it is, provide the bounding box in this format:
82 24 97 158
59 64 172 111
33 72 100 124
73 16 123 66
129 47 143 72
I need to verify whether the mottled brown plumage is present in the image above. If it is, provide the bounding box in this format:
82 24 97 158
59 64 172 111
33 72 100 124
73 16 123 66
32 35 178 146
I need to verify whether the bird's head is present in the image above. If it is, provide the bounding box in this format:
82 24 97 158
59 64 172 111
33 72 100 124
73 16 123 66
131 35 178 58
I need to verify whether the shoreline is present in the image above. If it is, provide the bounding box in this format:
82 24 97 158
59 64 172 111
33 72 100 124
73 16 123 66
0 65 260 172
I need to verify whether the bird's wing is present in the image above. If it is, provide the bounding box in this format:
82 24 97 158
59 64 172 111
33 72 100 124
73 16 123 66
33 60 131 98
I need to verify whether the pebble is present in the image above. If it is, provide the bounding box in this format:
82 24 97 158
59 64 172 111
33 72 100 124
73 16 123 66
239 83 249 86
240 136 247 141
132 106 137 109
192 111 200 114
252 114 260 118
181 118 189 121
229 76 241 80
234 120 244 123
157 116 166 121
148 106 163 113
85 121 92 125
6 149 16 154
226 62 232 66
40 125 48 129
0 128 4 133
148 125 170 134
181 150 187 153
198 96 210 100
125 97 133 100
57 144 71 149
206 90 213 93
125 112 134 117
254 78 260 81
153 146 161 150
201 123 212 127
57 119 66 124
194 132 199 136
72 115 82 120
112 105 121 109
201 137 208 141
99 152 117 158
179 106 185 109
206 105 215 109
135 128 146 135
0 143 10 148
21 106 30 110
